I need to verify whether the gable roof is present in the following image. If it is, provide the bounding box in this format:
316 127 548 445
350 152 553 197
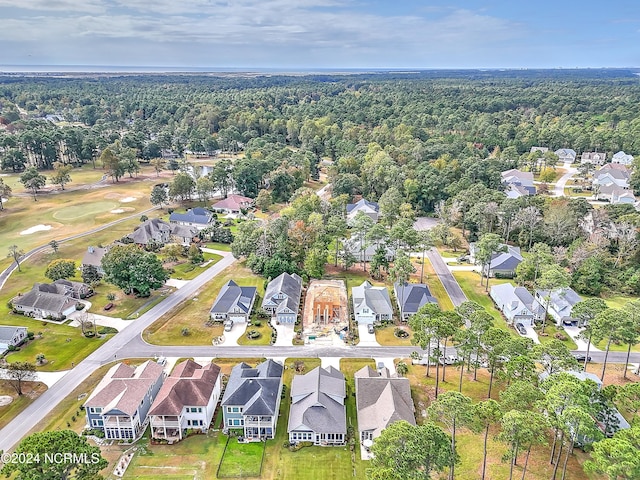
555 148 576 158
612 151 634 164
210 280 257 315
346 198 379 215
352 281 393 315
536 287 581 314
488 250 523 271
491 283 544 316
581 152 607 162
0 326 27 344
148 360 221 416
85 361 165 416
212 194 254 211
355 366 415 437
169 208 213 225
288 366 346 434
262 273 303 314
221 360 283 415
394 282 438 314
11 286 77 314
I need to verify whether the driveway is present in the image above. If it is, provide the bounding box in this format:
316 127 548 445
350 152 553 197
553 164 578 197
516 322 541 344
218 321 248 346
358 324 380 346
271 319 295 346
425 248 468 309
563 325 602 352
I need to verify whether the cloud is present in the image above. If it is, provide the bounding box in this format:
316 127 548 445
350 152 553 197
0 0 105 14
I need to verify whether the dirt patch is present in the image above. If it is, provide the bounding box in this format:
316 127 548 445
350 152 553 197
20 224 53 235
0 395 13 407
302 279 348 337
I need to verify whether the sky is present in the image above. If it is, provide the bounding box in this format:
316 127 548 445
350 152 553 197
0 0 639 69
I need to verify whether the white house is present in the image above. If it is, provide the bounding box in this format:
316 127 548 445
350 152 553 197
262 273 303 324
580 152 607 166
0 326 28 354
555 148 577 163
490 283 544 325
535 287 582 325
149 360 222 443
346 199 380 224
501 169 536 198
352 281 393 325
612 151 634 166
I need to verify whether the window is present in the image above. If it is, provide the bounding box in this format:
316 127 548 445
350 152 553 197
228 419 233 426
91 419 103 427
198 407 202 413
226 407 232 413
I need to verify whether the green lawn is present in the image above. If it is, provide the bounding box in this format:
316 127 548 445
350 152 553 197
144 262 264 345
169 253 223 281
205 242 232 252
418 258 454 311
452 271 517 335
236 318 273 346
5 325 112 371
537 323 578 350
375 325 413 346
0 380 47 430
217 437 265 478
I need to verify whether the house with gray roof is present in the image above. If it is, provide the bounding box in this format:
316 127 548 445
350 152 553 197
394 282 438 321
535 287 582 326
288 366 346 446
11 280 91 320
355 365 415 447
555 148 577 163
490 283 544 326
209 280 257 323
149 360 222 443
81 246 108 275
352 281 393 325
221 359 283 440
501 169 536 198
84 360 165 440
262 273 302 324
169 207 214 230
343 235 395 263
468 243 522 278
0 326 28 354
126 218 172 246
612 151 634 166
581 152 607 166
346 198 380 224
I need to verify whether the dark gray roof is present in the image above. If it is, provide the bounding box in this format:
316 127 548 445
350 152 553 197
12 288 77 314
221 360 283 415
288 366 346 434
394 283 438 314
210 280 257 315
169 208 213 225
170 224 198 239
346 198 379 214
262 273 302 314
488 252 523 271
127 218 171 245
81 246 108 267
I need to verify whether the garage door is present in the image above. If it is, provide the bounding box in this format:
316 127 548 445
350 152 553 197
357 314 375 324
229 315 246 322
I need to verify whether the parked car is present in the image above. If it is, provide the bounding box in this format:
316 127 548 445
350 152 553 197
367 324 374 334
573 353 592 363
438 355 458 365
515 322 527 335
223 320 234 332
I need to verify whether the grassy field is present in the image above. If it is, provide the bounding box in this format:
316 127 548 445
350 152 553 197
144 262 263 345
417 257 455 311
168 253 223 281
452 271 516 335
375 325 413 346
236 319 273 346
0 380 48 430
204 242 232 252
217 437 265 477
537 323 578 350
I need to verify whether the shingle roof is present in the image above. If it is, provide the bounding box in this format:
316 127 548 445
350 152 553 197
210 280 257 315
0 326 27 344
169 208 213 225
352 281 393 316
488 251 523 271
127 218 171 245
355 366 415 437
212 194 254 211
85 361 165 416
81 246 108 267
11 288 77 314
221 360 283 415
262 273 303 314
536 288 582 314
346 198 379 214
148 360 221 416
394 283 438 315
288 366 346 434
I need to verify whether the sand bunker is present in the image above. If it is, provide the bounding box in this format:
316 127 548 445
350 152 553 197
120 197 138 203
0 396 13 407
20 224 53 235
110 208 125 213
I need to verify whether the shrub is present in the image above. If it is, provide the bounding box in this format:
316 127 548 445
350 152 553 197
181 327 190 336
75 303 85 311
106 292 116 301
252 320 262 327
554 332 568 341
394 327 409 338
246 330 261 340
98 327 118 335
27 332 34 340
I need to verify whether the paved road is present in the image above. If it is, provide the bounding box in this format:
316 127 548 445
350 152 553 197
0 251 237 454
0 205 160 292
426 248 468 307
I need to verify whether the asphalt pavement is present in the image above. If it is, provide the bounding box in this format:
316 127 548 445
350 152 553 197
425 248 468 307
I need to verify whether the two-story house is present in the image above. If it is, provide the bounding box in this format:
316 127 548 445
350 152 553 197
288 366 346 446
126 218 172 246
612 151 634 166
84 360 165 440
555 148 577 164
352 281 393 325
535 287 582 326
209 280 257 323
581 152 607 166
221 359 283 440
169 207 214 230
148 360 222 443
261 272 303 324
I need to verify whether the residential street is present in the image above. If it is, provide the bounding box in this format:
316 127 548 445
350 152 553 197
552 162 578 197
425 247 468 307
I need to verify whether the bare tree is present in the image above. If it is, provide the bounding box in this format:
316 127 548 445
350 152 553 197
76 311 97 336
610 222 638 267
514 206 541 250
6 362 36 396
7 245 25 272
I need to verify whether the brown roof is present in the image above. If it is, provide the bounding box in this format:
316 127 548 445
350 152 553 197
148 360 221 416
85 361 165 416
212 194 254 211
